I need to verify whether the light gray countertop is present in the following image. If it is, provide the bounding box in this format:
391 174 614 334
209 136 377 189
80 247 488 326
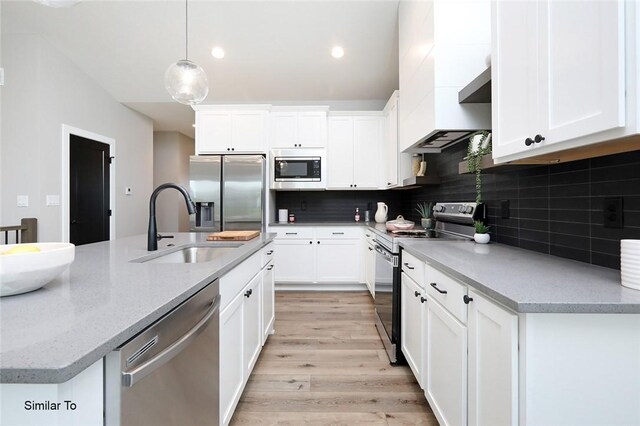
400 240 640 314
0 232 275 384
268 221 371 227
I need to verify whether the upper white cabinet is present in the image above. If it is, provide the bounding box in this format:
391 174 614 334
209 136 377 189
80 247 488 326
270 108 328 149
492 0 629 163
398 0 491 152
327 114 383 190
383 91 400 188
194 106 270 154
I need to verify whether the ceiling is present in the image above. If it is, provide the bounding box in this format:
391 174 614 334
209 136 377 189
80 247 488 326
2 0 399 138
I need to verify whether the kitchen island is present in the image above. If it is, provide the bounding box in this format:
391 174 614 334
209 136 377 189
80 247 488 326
0 232 275 425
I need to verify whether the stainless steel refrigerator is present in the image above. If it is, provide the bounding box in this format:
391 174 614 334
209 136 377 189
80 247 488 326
189 155 265 232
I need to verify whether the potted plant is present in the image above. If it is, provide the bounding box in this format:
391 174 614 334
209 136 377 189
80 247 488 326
466 131 492 203
473 221 490 244
415 202 435 229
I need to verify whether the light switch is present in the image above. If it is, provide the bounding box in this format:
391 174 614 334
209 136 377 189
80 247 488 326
17 195 29 207
46 195 61 206
125 187 132 195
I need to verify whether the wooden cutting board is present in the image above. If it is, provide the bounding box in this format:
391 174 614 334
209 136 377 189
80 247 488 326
207 230 260 241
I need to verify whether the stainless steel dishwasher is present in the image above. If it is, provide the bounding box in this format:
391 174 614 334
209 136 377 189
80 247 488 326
105 281 220 426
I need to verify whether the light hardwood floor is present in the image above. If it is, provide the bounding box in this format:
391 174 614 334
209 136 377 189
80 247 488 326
230 291 438 425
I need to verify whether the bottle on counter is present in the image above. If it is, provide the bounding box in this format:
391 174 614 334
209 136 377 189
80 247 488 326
355 208 361 222
288 213 296 223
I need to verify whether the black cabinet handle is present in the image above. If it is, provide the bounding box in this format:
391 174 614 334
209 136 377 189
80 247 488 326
525 138 534 146
332 232 344 235
267 265 274 270
232 148 235 151
354 184 357 188
368 247 373 251
317 241 320 244
430 282 447 294
463 295 474 304
365 234 371 237
309 241 312 244
244 290 251 298
414 291 421 297
285 232 298 235
350 184 353 188
387 182 392 185
404 263 414 270
267 250 274 255
420 297 427 304
534 134 545 143
227 148 231 151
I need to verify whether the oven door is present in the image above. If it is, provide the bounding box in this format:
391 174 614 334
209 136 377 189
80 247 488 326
373 243 400 364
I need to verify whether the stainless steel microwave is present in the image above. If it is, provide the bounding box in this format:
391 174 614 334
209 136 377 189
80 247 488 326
270 149 326 190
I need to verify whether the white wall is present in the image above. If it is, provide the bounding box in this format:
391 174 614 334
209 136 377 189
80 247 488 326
1 34 154 242
153 131 194 233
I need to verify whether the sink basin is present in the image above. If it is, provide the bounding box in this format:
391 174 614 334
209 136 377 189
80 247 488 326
134 243 242 264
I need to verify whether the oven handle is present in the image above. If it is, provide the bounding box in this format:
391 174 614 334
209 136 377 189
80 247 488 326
374 244 394 265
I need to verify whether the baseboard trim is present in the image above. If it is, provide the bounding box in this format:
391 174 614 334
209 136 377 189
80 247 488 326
275 282 367 291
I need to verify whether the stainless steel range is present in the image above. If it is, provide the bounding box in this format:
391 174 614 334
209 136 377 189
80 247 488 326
374 202 485 364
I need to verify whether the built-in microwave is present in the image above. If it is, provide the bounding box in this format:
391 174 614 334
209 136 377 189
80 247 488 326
270 149 326 190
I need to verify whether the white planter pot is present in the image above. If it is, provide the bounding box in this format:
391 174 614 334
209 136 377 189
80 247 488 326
474 233 490 244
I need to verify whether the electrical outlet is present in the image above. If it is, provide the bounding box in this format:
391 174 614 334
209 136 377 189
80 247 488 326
17 195 28 207
603 197 623 228
124 187 132 196
46 195 60 206
500 200 510 219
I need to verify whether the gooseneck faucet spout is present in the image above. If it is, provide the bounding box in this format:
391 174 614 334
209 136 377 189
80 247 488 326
148 183 196 251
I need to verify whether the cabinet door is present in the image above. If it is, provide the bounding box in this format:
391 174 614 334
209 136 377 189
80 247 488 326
327 117 354 189
298 111 327 148
384 100 399 188
401 272 424 386
219 292 244 426
273 240 315 282
353 117 381 189
539 0 625 145
491 0 539 159
467 290 518 426
243 273 262 376
270 112 298 148
365 243 375 298
262 263 275 343
426 299 467 426
232 111 268 152
315 239 361 282
196 111 233 153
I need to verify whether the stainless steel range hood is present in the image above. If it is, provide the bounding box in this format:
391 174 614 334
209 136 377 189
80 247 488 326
412 130 477 153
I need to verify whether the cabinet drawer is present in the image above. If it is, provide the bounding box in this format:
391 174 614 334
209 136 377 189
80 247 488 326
401 250 425 288
219 250 261 311
261 242 275 267
425 265 467 324
315 227 361 239
273 227 314 240
363 228 377 246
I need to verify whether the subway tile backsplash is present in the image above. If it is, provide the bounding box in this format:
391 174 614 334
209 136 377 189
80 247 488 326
275 144 640 270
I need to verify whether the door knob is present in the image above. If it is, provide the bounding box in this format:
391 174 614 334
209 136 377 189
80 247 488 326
463 295 474 304
534 134 545 143
525 137 534 146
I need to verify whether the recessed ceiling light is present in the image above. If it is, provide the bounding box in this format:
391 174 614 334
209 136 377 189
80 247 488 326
211 47 225 59
331 46 345 59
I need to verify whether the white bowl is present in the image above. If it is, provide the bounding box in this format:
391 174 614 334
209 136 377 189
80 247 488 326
0 243 75 297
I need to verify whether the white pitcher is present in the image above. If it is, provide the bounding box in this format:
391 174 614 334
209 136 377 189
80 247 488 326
375 202 388 223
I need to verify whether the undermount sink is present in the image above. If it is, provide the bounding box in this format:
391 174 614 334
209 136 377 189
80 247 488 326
133 243 243 264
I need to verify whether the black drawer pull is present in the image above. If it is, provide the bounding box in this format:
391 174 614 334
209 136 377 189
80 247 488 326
403 263 414 270
414 291 421 297
463 295 474 304
420 297 427 304
430 282 447 294
267 265 274 270
266 250 274 255
285 232 298 235
332 232 345 235
368 247 373 251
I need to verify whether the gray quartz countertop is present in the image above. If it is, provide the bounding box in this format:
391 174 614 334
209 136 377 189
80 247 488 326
268 221 370 227
400 240 640 314
0 232 275 384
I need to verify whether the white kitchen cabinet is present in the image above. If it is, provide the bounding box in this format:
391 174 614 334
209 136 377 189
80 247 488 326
327 114 382 190
243 273 262 376
364 240 375 298
401 272 425 386
316 239 361 283
270 109 328 149
195 107 269 154
398 0 491 152
383 91 399 188
273 239 315 283
425 298 467 426
262 262 275 343
467 290 518 426
219 290 245 426
492 0 626 162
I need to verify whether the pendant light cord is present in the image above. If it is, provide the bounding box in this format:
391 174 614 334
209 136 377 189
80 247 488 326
185 0 188 61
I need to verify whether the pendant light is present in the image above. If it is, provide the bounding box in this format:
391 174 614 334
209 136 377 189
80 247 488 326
165 0 209 105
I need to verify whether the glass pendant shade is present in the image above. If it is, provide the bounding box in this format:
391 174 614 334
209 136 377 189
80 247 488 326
164 59 209 105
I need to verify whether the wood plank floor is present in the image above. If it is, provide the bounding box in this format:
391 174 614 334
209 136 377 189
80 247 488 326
230 291 438 425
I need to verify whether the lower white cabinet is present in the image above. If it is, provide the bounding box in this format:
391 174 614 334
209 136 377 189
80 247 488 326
467 290 518 426
262 263 275 343
364 241 375 297
219 243 275 426
425 298 468 426
401 272 425 385
273 227 363 285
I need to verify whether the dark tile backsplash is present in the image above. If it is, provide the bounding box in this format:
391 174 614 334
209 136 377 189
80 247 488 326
400 143 640 270
275 144 640 269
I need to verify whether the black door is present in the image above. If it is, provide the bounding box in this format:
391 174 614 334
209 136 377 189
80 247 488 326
70 135 110 245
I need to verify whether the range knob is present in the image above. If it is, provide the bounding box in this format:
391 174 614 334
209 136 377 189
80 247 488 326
434 205 445 213
458 205 464 213
465 206 474 214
